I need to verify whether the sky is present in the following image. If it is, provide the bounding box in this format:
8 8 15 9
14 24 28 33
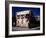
12 7 40 16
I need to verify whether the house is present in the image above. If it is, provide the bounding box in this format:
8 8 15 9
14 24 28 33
16 10 31 28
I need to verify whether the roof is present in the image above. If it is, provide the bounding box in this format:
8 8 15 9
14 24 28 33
16 10 31 15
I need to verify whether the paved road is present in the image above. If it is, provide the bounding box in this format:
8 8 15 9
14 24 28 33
12 26 40 31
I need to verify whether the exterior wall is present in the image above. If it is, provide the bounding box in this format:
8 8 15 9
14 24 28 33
16 10 31 28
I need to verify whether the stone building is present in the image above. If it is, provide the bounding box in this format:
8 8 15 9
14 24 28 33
16 10 31 28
